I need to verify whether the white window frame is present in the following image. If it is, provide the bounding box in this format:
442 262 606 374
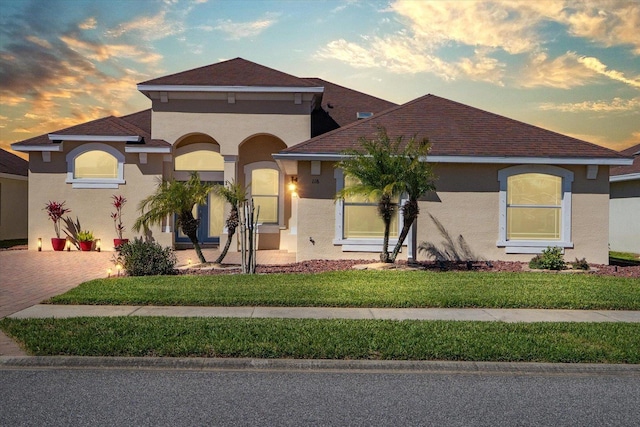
66 143 125 189
333 168 404 252
244 161 284 231
497 165 573 253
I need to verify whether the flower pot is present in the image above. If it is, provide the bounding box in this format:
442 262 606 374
113 238 129 249
79 241 93 252
51 238 67 251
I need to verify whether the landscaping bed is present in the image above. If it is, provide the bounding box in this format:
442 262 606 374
180 259 640 278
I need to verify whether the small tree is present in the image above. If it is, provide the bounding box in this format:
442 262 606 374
337 127 435 263
111 195 127 240
134 172 214 264
213 180 247 264
44 201 71 238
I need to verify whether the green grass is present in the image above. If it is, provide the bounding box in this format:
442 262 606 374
1 317 638 363
0 239 27 249
47 271 640 310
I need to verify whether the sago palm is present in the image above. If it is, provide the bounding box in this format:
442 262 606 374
213 180 247 264
134 172 214 264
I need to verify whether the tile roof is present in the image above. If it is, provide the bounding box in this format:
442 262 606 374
0 148 28 176
11 110 170 149
610 143 640 177
282 94 627 160
139 57 318 88
303 78 397 137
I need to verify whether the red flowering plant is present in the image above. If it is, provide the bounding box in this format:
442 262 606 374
44 201 71 238
111 195 127 239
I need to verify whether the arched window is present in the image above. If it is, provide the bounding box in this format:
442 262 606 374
66 143 125 188
498 165 573 252
174 143 223 171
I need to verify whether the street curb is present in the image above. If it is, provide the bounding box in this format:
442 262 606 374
1 356 639 375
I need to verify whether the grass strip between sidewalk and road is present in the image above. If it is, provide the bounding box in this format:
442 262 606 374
1 317 638 363
47 271 640 310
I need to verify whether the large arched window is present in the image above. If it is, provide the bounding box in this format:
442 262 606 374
66 143 125 188
498 165 573 253
174 143 224 171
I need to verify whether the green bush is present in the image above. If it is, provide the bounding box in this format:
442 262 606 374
573 257 590 270
529 246 566 270
114 238 177 276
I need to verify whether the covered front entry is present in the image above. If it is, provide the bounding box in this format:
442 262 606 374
175 189 225 246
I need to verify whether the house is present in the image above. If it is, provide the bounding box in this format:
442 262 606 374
0 149 28 241
11 58 633 264
609 143 640 254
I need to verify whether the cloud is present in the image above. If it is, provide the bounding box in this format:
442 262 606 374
214 13 280 40
26 36 52 49
106 10 183 41
577 56 640 88
79 17 97 30
519 51 595 89
59 35 162 64
538 97 640 112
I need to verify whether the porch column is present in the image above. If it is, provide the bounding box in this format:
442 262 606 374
222 155 239 251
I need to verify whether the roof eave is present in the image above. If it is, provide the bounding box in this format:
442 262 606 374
48 134 142 142
610 172 640 182
137 84 324 94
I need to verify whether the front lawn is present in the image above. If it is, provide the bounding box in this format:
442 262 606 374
1 317 638 363
47 271 640 310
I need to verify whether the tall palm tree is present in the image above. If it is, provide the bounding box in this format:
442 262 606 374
134 172 214 264
213 180 247 264
389 136 435 262
337 127 436 263
337 128 406 263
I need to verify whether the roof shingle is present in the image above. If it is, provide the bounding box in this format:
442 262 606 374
283 94 627 160
0 148 28 176
610 143 640 177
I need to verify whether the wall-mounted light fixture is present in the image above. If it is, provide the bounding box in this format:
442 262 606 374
37 238 42 252
96 239 101 252
288 176 298 192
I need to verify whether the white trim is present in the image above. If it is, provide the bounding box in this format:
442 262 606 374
65 143 125 189
610 173 640 182
12 144 62 152
497 165 574 253
137 84 324 94
273 152 632 166
0 173 28 181
125 146 171 153
48 134 141 142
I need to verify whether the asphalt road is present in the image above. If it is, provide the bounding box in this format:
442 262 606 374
1 364 639 426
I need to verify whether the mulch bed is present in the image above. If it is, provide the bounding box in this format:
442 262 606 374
179 259 640 278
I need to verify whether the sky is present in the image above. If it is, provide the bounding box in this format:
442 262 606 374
1 0 639 158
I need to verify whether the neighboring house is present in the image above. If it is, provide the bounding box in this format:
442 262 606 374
11 58 632 264
0 149 28 240
609 143 640 254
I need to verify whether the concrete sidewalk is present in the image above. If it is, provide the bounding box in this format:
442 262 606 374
9 304 640 323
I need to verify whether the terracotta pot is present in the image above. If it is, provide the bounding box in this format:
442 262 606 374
79 241 93 252
113 238 129 248
51 238 67 251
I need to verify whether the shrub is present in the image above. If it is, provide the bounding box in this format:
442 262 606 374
573 257 590 270
529 246 566 270
114 238 177 276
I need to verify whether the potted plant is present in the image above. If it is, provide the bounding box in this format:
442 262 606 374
111 195 128 248
44 201 71 251
77 230 94 251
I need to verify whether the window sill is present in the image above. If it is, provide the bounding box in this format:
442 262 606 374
66 179 125 189
333 238 402 253
497 240 573 254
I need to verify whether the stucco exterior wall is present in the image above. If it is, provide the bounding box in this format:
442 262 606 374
295 161 611 264
609 179 640 253
152 111 311 153
0 175 28 240
27 146 168 251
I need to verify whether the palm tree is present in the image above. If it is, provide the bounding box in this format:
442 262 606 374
337 127 435 263
212 180 247 264
134 172 214 264
337 128 406 263
389 136 435 262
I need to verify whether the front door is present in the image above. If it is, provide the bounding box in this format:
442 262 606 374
175 190 225 246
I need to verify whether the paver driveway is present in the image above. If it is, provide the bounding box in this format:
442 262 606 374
0 248 295 355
